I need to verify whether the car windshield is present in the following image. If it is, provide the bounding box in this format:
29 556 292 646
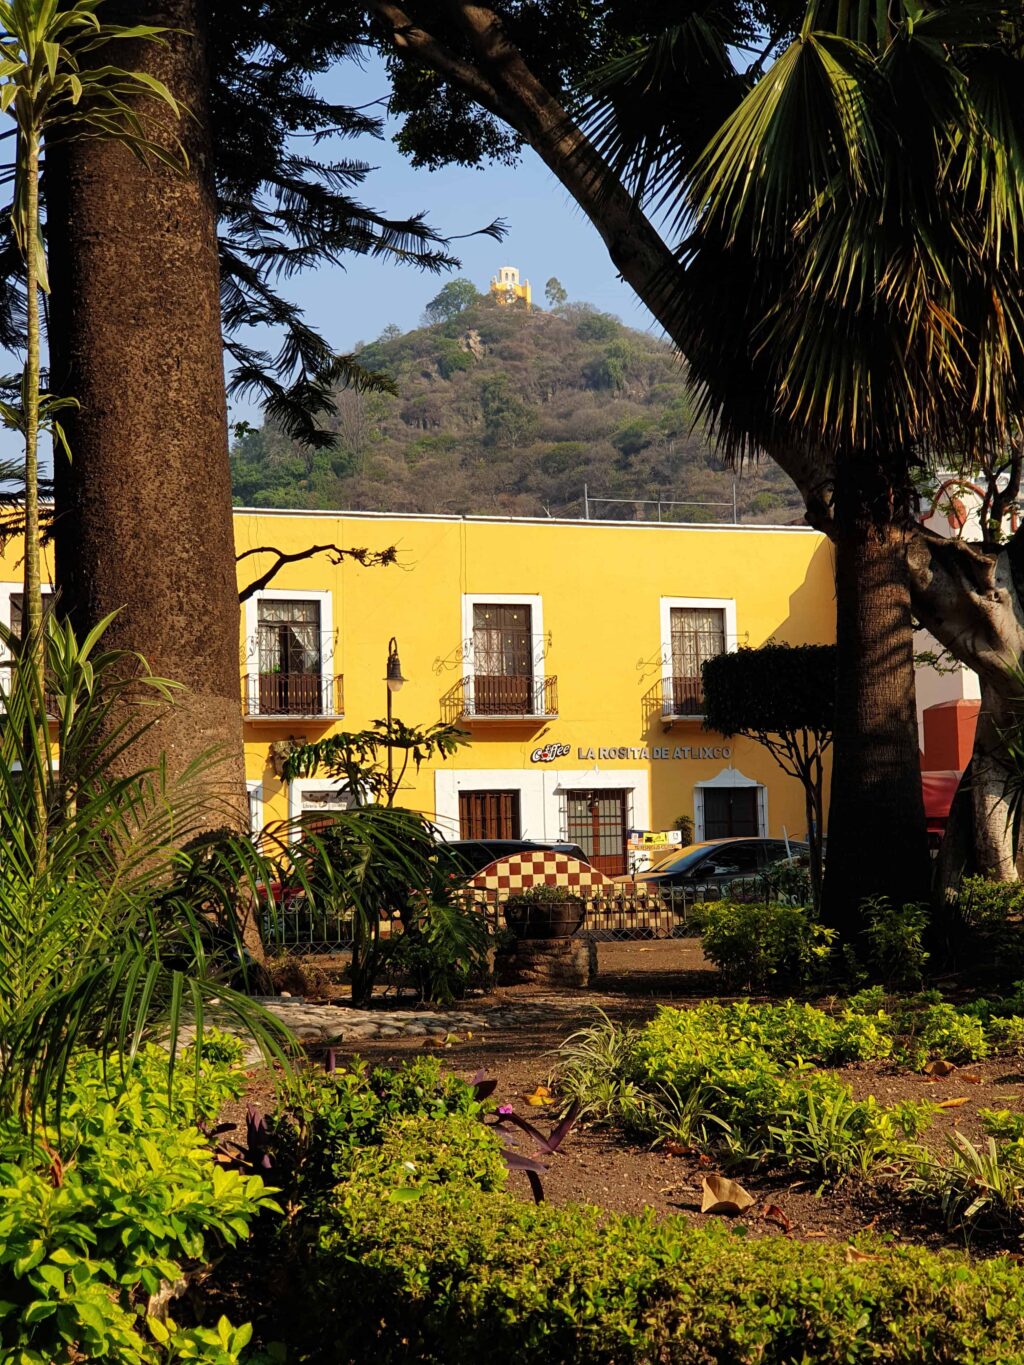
647 843 716 876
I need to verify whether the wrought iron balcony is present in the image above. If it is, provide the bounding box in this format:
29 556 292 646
441 674 558 724
642 675 705 727
243 672 343 720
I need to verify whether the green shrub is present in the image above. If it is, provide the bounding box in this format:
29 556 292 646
348 1113 508 1196
383 900 491 1005
697 901 834 991
0 1046 271 1363
862 898 929 987
309 1178 1024 1363
893 1002 990 1067
904 1133 1024 1234
986 1014 1024 1056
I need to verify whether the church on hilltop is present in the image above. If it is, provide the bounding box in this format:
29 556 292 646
489 264 532 308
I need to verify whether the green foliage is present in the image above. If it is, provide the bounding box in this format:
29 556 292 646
311 1178 1024 1363
862 898 930 989
556 1012 645 1125
505 884 584 908
892 1002 989 1068
945 876 1024 978
0 618 291 1122
905 1134 1024 1235
347 1113 508 1198
544 277 567 308
572 306 621 342
0 1045 270 1363
435 338 474 379
696 901 835 991
282 716 469 804
384 899 491 1005
423 278 481 325
701 643 836 739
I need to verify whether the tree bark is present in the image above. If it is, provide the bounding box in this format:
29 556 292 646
45 2 262 965
822 471 932 931
46 0 243 809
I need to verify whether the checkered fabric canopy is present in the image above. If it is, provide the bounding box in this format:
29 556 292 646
468 850 619 896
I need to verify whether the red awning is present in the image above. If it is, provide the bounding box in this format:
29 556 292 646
921 770 963 833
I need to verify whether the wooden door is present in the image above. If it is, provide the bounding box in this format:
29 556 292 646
472 603 533 714
565 789 628 876
459 789 522 840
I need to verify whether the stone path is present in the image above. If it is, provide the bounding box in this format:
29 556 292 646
254 995 590 1046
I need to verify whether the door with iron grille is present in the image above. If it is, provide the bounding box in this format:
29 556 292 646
669 606 726 715
564 789 629 876
472 603 533 714
258 598 323 715
459 789 522 840
702 787 759 839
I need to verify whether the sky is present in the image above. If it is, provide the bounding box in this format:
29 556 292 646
226 54 661 430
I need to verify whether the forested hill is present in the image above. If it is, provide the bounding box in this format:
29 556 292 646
230 288 804 523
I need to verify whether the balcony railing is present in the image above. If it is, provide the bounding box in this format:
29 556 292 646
243 672 343 720
641 675 706 727
0 661 59 718
441 674 558 724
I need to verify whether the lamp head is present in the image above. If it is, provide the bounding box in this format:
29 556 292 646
385 637 406 693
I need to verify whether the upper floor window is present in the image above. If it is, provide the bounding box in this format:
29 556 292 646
472 602 534 715
257 598 323 716
660 597 736 719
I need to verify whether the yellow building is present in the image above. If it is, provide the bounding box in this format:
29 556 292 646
489 265 532 309
232 509 835 872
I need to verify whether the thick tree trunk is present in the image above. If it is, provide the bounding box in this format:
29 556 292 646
822 474 931 933
46 1 261 964
47 0 243 802
970 683 1019 880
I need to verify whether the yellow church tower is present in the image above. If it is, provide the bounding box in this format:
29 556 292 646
489 264 532 309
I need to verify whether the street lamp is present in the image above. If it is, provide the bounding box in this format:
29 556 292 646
385 637 406 801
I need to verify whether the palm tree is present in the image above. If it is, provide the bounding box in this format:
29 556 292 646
0 0 181 858
590 0 1024 932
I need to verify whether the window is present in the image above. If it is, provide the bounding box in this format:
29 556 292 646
705 842 761 875
472 603 534 715
246 782 263 838
702 788 759 839
459 789 521 840
257 598 323 715
669 606 726 716
564 789 630 877
10 591 54 638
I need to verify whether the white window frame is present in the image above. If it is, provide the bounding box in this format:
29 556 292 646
433 768 650 844
246 780 263 837
244 588 335 686
659 596 737 690
693 766 767 841
461 593 545 687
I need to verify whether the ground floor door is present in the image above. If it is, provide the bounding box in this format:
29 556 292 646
459 789 522 840
702 787 759 839
564 789 629 876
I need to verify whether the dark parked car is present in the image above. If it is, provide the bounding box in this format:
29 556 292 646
638 837 810 906
442 838 590 877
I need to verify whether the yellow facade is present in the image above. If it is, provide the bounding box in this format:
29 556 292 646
233 509 836 870
489 265 532 309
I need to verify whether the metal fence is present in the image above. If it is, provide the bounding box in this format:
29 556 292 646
262 876 772 955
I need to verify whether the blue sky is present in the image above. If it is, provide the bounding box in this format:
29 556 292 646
227 54 660 428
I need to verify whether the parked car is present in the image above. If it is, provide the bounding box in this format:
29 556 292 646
441 838 590 877
638 837 810 907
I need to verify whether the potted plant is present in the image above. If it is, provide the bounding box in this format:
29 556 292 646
503 885 585 940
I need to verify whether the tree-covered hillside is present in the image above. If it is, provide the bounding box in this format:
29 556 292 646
230 284 804 523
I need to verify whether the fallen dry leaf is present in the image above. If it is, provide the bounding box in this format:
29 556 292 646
697 1153 712 1168
961 1074 984 1084
938 1097 970 1109
664 1140 689 1157
924 1059 957 1077
700 1173 755 1216
762 1203 792 1233
525 1085 554 1108
805 1230 828 1238
845 1247 881 1264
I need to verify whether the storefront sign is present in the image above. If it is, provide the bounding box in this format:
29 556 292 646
530 742 572 763
577 745 731 761
627 829 684 851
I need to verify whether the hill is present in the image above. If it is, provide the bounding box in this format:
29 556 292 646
230 288 804 524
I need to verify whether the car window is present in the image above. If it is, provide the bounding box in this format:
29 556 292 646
705 843 761 876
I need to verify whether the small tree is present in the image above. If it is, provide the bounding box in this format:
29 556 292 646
702 644 835 914
423 277 479 325
545 276 567 308
282 718 469 806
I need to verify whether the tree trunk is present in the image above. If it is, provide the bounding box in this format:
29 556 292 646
822 476 931 934
45 0 261 963
970 682 1019 881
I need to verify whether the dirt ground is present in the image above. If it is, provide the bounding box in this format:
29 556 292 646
236 940 1024 1254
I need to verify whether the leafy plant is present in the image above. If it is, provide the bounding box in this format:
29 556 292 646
904 1134 1024 1236
697 900 835 991
862 898 930 988
384 898 491 1005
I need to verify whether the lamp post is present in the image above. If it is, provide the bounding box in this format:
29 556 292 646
385 637 405 803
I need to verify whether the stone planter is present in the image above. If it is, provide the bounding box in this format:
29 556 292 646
503 897 585 940
495 935 596 988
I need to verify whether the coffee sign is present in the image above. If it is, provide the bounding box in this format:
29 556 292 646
530 742 572 763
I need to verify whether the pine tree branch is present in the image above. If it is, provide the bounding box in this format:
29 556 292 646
237 542 397 602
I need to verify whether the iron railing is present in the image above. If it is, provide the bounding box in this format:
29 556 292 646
441 673 558 724
242 672 343 719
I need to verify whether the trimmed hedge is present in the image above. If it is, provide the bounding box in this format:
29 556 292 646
303 1127 1024 1364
